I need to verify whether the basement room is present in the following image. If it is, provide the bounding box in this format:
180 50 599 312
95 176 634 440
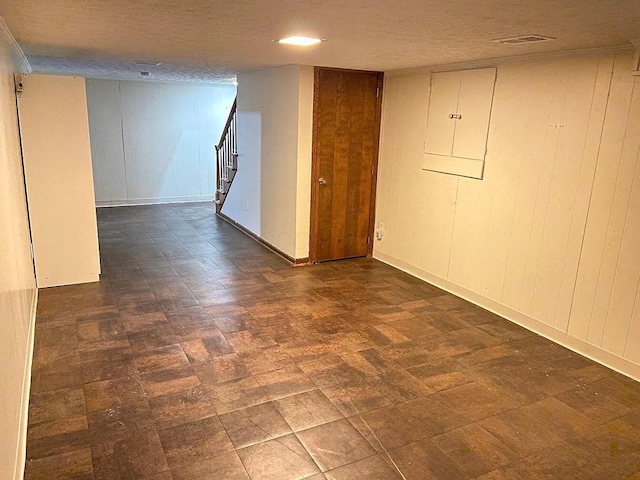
1 1 640 479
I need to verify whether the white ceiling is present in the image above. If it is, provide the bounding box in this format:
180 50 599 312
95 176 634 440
1 0 639 83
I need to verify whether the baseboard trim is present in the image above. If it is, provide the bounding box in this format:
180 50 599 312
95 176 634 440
374 250 640 382
216 212 309 267
96 196 215 207
14 288 38 480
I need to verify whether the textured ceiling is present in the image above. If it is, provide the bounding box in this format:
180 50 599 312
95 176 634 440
1 0 639 83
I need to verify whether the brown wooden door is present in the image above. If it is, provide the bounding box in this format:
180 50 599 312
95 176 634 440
310 68 383 263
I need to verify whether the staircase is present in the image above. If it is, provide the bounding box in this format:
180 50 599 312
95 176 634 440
215 97 237 212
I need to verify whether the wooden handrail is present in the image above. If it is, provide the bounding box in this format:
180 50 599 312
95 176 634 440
215 97 238 212
217 98 237 149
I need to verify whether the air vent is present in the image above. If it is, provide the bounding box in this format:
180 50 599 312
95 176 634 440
493 35 555 45
135 60 162 66
140 71 150 77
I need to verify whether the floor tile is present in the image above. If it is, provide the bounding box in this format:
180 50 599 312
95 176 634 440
587 375 640 410
359 405 435 451
77 318 126 342
81 352 138 383
237 433 320 480
241 345 295 375
400 395 474 434
194 353 248 385
519 397 595 439
26 415 89 460
480 405 565 458
275 389 344 431
255 365 317 400
170 450 249 480
180 331 234 362
149 385 217 428
225 329 278 354
28 386 86 425
213 314 251 334
207 376 270 414
87 402 168 479
325 455 401 479
321 377 406 417
24 448 93 480
30 362 84 394
140 364 201 399
91 428 169 479
158 415 234 469
79 338 132 362
385 316 441 341
122 312 172 334
83 375 147 412
134 344 190 373
128 324 180 353
431 423 517 477
388 437 467 480
406 359 470 393
219 401 291 448
298 354 369 389
296 418 376 471
431 382 519 421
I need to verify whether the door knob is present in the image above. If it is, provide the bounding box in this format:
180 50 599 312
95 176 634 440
318 177 327 185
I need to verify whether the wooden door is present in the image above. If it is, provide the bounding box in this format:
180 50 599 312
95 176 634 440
310 67 383 262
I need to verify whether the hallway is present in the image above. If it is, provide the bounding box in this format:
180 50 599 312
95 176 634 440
25 203 640 479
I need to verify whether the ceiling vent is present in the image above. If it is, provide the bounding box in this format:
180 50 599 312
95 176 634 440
493 35 555 45
140 71 150 77
135 60 162 66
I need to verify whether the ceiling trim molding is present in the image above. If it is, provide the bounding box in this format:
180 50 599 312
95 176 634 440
386 43 633 77
0 17 32 73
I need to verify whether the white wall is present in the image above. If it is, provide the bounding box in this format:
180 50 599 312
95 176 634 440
0 22 37 480
19 74 101 288
223 65 313 260
86 79 236 206
375 51 640 380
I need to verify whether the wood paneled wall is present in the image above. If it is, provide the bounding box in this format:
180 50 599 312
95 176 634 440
375 51 640 379
86 79 236 206
0 30 37 480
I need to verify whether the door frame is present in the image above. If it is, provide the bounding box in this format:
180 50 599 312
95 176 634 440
309 67 384 264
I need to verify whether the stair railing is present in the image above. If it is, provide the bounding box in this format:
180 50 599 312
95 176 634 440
215 97 237 211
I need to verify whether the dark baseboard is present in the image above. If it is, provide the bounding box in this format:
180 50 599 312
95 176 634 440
293 256 310 266
216 212 310 267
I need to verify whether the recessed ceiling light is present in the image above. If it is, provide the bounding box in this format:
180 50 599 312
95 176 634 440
277 36 324 46
493 35 555 45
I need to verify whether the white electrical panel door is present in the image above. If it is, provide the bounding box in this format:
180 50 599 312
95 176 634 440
424 71 461 156
423 67 497 179
451 68 496 160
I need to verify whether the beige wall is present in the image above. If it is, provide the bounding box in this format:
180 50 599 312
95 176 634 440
18 74 100 287
224 65 314 260
295 66 314 259
0 24 38 480
375 51 640 380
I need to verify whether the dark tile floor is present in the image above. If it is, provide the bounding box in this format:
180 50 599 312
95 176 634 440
24 203 640 480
